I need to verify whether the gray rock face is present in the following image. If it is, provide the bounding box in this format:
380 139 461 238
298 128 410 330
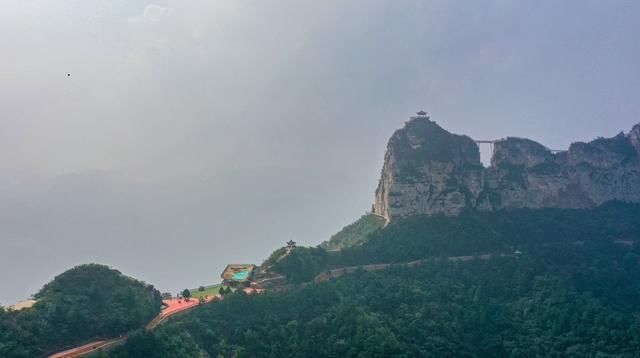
629 123 640 153
374 117 640 220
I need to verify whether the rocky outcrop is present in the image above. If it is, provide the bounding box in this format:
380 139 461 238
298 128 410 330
628 123 640 153
374 116 640 220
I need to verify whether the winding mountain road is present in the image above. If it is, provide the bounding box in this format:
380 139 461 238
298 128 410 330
48 253 506 357
48 338 125 358
47 296 218 358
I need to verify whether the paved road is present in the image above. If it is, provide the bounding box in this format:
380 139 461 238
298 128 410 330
50 254 503 357
48 296 219 358
48 338 125 358
145 296 217 331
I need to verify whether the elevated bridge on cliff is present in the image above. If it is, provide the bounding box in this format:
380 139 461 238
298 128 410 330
409 111 567 156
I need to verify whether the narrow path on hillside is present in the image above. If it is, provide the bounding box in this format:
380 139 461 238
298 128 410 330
313 253 502 283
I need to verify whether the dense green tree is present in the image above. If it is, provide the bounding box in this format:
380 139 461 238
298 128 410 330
0 264 161 357
182 289 191 300
273 201 640 282
320 214 385 250
109 203 640 357
5 202 640 357
109 326 205 358
110 250 640 357
273 247 328 284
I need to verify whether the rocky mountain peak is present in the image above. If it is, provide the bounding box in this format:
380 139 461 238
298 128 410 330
374 116 640 221
491 137 552 167
629 123 640 153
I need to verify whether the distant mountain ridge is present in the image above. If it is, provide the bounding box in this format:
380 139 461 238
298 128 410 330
374 116 640 220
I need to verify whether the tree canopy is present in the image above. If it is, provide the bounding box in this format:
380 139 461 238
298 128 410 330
0 264 162 357
109 202 640 357
110 243 640 357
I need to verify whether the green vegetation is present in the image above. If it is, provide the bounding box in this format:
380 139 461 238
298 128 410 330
394 119 479 164
103 201 640 357
0 264 161 358
182 289 192 299
336 201 640 266
272 247 328 284
4 202 640 357
577 132 638 163
392 119 480 182
320 214 385 250
108 239 640 357
189 284 224 299
258 247 288 271
496 137 553 162
105 326 206 358
273 201 640 284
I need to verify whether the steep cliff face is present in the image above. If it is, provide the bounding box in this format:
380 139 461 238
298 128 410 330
374 117 640 220
374 118 484 218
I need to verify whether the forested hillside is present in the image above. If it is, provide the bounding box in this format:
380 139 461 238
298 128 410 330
107 202 640 357
109 242 640 357
271 201 640 283
319 214 385 250
2 203 637 357
0 264 162 357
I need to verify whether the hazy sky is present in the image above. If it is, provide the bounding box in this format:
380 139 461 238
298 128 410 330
1 0 639 304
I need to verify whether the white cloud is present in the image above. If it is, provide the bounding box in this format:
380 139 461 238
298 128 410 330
129 3 170 23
